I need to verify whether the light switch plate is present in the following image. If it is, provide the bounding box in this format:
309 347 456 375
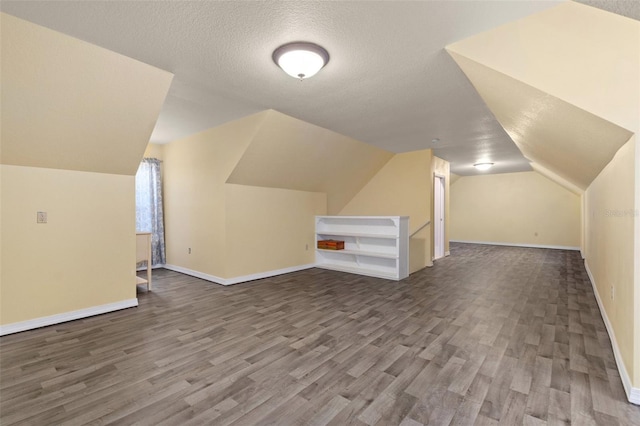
37 211 47 223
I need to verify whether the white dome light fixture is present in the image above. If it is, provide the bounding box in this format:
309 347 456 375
474 162 494 171
273 42 330 80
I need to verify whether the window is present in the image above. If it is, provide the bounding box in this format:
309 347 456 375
135 158 165 266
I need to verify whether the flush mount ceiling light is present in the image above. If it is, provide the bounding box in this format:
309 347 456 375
272 42 330 80
474 162 494 171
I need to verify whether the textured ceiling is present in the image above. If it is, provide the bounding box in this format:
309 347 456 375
0 0 568 176
2 1 636 177
575 0 640 21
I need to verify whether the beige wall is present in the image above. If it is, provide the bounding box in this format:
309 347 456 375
451 171 581 248
0 14 170 329
339 150 434 273
163 111 328 280
163 112 266 278
1 165 136 325
225 185 326 278
585 136 636 385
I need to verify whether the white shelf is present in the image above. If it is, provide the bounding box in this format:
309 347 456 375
316 231 398 239
316 248 398 259
315 216 409 281
316 264 399 280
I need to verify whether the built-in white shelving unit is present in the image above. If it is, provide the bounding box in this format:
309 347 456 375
315 216 409 280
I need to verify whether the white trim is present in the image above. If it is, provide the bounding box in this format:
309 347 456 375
163 264 227 284
0 299 138 336
227 264 316 285
584 260 640 405
449 240 580 251
434 174 445 260
445 251 450 257
163 263 316 286
136 265 165 272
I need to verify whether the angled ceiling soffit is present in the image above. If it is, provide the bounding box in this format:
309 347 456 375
446 51 632 190
446 2 639 133
164 110 270 185
225 110 393 213
530 162 584 195
1 13 173 175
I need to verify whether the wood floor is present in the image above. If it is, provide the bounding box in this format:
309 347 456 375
1 243 639 425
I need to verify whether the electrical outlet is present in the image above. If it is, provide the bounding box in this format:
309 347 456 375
37 211 47 223
188 247 192 254
610 285 614 301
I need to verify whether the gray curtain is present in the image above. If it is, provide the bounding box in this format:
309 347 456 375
135 158 166 266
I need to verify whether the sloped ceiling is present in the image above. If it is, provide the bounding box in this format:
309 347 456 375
226 110 393 213
0 0 564 177
530 163 584 196
1 2 636 180
446 1 639 190
0 13 173 175
447 52 632 191
448 1 639 133
576 0 640 21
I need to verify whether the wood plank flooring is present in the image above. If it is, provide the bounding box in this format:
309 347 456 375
1 243 639 425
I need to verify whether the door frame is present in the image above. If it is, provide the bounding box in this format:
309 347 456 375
434 173 445 260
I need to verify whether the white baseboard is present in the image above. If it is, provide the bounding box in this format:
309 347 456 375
162 264 227 284
449 240 580 251
584 260 640 405
163 263 316 286
136 265 164 271
445 251 450 257
0 299 138 336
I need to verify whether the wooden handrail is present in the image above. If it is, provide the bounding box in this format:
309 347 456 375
410 220 431 238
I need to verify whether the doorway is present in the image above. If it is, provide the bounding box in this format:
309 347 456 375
434 175 445 260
